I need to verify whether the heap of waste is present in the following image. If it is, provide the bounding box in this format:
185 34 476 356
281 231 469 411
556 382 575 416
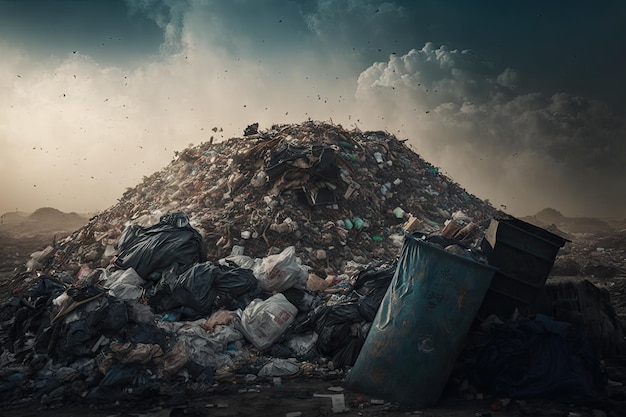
0 121 616 410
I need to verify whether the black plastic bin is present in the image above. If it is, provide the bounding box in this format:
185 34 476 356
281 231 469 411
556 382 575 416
479 217 569 318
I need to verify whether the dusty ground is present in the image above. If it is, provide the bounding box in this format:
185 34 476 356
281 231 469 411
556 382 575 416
1 224 626 417
0 375 598 417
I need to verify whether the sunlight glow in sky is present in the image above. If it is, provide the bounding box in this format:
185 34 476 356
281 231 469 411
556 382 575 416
1 0 625 217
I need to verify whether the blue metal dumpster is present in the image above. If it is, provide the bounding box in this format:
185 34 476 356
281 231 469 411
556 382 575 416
343 234 496 408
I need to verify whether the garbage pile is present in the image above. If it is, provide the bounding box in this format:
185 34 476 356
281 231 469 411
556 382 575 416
3 121 607 411
552 230 626 279
0 121 502 408
37 120 498 277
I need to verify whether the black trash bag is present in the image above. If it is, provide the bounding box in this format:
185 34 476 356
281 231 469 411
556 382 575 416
9 307 39 353
268 343 294 359
243 122 259 136
95 298 129 333
59 320 96 357
114 212 207 280
184 361 214 384
289 304 325 334
281 287 315 312
50 297 127 358
460 314 607 405
353 263 396 322
88 364 159 402
212 264 262 311
330 337 363 368
266 143 340 183
6 276 66 351
118 322 171 350
149 262 260 317
146 268 178 313
53 295 113 357
156 262 217 315
0 372 25 396
66 284 106 302
314 302 368 368
310 146 340 182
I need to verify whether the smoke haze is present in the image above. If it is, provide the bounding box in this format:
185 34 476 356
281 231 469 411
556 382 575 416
1 0 624 217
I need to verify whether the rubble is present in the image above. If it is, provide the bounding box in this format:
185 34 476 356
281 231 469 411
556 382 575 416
35 120 497 279
553 231 626 280
0 121 623 415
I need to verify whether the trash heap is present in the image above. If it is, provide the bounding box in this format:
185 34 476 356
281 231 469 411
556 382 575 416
552 231 626 279
40 121 497 275
4 120 601 410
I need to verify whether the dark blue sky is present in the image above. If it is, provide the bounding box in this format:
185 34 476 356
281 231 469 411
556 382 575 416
2 0 623 105
1 0 625 217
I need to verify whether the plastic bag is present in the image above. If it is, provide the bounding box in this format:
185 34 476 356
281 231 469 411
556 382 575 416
258 358 300 377
282 287 315 311
353 263 396 322
149 262 260 317
114 212 207 280
235 293 298 350
285 332 318 357
314 302 367 368
253 246 308 292
103 268 146 300
26 245 55 272
218 254 258 271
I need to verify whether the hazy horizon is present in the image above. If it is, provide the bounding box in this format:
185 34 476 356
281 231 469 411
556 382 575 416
1 1 625 218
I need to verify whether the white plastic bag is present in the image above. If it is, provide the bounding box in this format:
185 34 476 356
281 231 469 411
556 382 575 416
103 268 145 300
253 246 308 292
235 293 298 350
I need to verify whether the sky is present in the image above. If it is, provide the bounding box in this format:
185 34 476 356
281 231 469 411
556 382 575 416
1 0 625 218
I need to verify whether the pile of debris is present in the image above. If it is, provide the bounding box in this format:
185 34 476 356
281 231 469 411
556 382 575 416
552 231 626 279
33 121 497 278
0 121 617 412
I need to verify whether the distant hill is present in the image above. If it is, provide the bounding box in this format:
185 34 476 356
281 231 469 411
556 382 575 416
534 208 565 225
0 207 89 238
521 208 614 235
606 218 626 231
0 211 29 226
27 207 86 223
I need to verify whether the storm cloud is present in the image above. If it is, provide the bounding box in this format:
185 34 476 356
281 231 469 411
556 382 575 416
0 0 624 217
354 44 626 216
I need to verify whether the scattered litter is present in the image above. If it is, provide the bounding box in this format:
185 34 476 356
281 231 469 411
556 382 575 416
0 120 613 416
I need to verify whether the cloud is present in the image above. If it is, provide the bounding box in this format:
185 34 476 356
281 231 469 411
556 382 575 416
1 1 624 218
0 1 357 214
353 44 626 217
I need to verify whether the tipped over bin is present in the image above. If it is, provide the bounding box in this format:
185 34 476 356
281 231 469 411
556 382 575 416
478 216 569 318
344 234 496 408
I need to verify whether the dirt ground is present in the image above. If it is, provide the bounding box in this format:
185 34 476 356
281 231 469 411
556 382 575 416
0 376 580 417
1 227 626 417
